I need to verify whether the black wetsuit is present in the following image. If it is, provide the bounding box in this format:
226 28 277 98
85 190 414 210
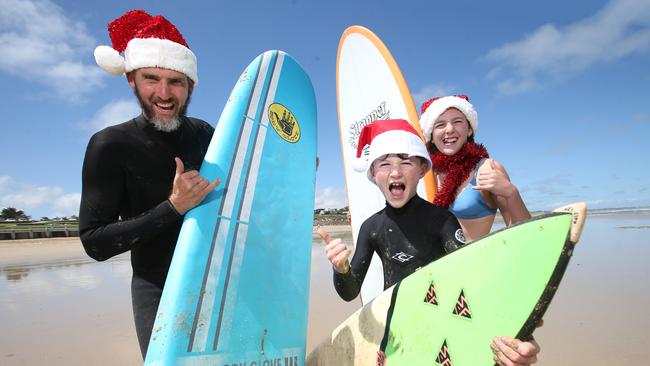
79 114 213 356
334 195 466 301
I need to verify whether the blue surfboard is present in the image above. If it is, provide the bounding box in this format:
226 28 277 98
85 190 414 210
145 50 317 365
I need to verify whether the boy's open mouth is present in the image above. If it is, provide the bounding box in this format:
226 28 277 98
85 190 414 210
389 182 405 193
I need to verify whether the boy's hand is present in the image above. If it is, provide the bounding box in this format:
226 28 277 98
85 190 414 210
491 336 540 366
317 228 351 274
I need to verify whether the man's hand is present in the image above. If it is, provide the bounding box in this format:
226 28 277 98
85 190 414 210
317 227 352 274
491 336 540 366
169 157 221 215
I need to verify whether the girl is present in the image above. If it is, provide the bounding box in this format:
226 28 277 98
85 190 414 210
419 95 531 241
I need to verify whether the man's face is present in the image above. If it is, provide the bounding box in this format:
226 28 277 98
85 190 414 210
370 154 427 209
128 68 192 132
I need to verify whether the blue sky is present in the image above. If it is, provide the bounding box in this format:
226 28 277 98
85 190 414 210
1 0 649 219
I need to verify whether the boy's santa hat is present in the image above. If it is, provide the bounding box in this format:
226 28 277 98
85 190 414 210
419 95 478 143
94 9 198 84
352 119 432 181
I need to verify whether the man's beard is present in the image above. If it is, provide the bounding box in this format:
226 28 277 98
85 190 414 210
134 89 192 132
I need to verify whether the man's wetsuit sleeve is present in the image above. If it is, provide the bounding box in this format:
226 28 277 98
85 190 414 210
333 220 374 302
79 133 182 261
440 212 467 253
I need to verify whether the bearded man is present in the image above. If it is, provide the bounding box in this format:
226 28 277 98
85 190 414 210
79 10 219 358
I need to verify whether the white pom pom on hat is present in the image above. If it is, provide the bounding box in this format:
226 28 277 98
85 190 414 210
351 155 369 173
353 119 432 182
94 45 125 76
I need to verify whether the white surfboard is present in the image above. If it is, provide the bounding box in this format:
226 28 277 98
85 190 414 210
336 26 436 304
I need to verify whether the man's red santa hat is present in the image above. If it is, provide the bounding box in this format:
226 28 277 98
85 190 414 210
94 9 198 84
352 119 432 181
419 95 478 143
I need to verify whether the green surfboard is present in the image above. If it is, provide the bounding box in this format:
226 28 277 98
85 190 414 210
307 204 586 366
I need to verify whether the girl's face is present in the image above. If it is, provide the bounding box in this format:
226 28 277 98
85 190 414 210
430 108 473 156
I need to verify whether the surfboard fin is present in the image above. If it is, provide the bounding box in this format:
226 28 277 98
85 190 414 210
552 202 587 244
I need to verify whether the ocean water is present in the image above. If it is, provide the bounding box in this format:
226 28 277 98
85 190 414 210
534 211 650 365
0 210 648 365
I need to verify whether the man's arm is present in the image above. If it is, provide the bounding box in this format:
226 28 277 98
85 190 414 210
78 133 182 261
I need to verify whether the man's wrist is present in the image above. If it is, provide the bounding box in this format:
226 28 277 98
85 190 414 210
167 198 185 216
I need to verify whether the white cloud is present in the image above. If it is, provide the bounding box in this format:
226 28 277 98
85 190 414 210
545 138 580 155
520 175 572 197
0 0 104 102
411 84 456 109
0 175 10 193
81 99 140 132
314 187 348 209
0 177 80 218
633 112 649 123
486 0 650 94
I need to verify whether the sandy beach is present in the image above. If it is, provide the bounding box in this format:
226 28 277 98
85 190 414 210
1 214 649 365
0 237 90 267
0 228 359 366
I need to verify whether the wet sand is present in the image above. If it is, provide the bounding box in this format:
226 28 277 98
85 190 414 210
0 229 358 366
0 238 139 365
1 215 649 365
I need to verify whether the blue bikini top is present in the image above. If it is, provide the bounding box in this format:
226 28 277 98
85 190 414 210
448 161 497 220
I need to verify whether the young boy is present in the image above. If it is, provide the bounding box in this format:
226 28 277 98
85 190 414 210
318 118 540 365
321 118 465 300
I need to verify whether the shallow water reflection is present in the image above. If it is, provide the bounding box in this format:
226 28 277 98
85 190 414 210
0 253 139 365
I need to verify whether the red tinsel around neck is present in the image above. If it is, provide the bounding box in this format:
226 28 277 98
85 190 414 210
431 142 489 209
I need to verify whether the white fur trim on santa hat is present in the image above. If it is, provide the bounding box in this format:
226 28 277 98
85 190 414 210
362 129 432 181
419 96 478 143
124 38 198 84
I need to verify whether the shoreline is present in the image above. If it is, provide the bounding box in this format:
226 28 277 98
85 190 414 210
7 216 650 267
0 237 93 268
0 227 353 268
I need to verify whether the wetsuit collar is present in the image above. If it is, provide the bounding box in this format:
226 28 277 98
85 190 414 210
385 194 423 217
134 113 149 129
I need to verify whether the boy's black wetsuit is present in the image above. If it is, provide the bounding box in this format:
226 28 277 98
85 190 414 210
79 114 213 356
334 195 466 301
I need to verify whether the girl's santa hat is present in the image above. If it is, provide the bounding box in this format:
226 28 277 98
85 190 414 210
94 9 198 84
419 95 478 143
352 119 432 181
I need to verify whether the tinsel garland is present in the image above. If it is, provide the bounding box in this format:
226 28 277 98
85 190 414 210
431 142 489 208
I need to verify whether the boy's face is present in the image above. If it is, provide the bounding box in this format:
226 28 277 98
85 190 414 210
370 154 427 209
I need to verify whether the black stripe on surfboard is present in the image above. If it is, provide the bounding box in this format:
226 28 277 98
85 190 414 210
379 281 401 353
516 212 575 341
187 53 267 352
212 51 280 351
